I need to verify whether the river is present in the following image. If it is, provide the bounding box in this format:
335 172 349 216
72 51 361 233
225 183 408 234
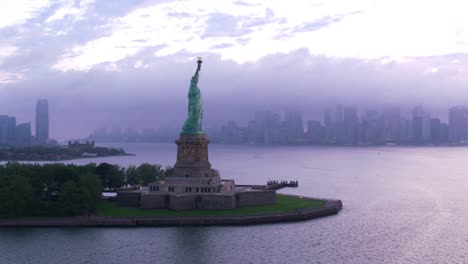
1 143 468 264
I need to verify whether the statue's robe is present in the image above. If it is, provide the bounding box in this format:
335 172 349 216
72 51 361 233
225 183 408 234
182 70 203 134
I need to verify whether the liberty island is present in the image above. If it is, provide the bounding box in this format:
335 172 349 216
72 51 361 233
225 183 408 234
111 58 342 222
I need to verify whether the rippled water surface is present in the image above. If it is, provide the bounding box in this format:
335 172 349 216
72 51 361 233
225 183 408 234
1 143 468 264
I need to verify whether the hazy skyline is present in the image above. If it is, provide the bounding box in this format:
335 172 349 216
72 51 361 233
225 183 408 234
1 0 467 139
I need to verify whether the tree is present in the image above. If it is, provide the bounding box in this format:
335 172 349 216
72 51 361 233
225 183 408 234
137 163 163 185
108 165 125 189
79 174 102 211
0 162 171 217
59 180 84 216
163 166 174 179
212 169 221 177
125 165 139 186
95 163 124 189
11 175 35 216
0 175 35 216
96 162 113 188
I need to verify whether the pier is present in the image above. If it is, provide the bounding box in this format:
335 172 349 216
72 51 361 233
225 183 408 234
266 180 298 190
236 180 298 190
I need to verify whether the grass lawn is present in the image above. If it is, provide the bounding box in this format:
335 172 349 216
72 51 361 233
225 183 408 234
96 194 327 218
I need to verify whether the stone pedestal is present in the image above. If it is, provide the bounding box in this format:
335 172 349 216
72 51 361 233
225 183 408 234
172 133 212 179
150 133 221 193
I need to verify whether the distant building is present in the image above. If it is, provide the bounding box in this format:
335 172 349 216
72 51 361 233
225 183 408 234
246 120 258 144
343 107 359 145
263 111 282 144
382 107 400 143
335 104 345 143
15 123 31 147
412 106 424 143
219 121 245 143
284 110 304 143
68 140 95 150
305 120 325 144
248 111 283 144
323 108 335 143
0 115 16 147
449 106 468 144
362 110 382 145
36 99 49 144
440 123 449 143
399 119 412 144
430 118 441 144
421 114 432 142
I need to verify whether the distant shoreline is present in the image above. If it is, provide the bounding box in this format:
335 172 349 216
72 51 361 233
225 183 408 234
0 153 135 162
0 199 342 227
0 146 134 162
90 141 468 148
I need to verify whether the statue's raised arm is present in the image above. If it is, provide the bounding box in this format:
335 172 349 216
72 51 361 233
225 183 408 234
182 58 204 134
196 57 202 74
190 57 202 85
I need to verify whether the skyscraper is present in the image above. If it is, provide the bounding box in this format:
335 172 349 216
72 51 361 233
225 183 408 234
343 107 359 145
335 104 345 143
382 107 400 143
430 118 441 144
0 115 16 146
285 110 304 143
15 123 31 147
412 106 424 143
305 120 325 144
36 99 49 144
363 110 383 145
421 114 432 142
449 106 468 144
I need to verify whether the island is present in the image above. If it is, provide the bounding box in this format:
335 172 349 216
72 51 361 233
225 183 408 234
0 162 341 227
0 141 132 161
111 58 343 225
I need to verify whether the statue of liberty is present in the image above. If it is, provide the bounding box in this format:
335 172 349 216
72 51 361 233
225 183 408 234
182 57 204 134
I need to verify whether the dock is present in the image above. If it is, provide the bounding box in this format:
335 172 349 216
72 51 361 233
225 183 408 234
266 180 298 190
236 180 298 190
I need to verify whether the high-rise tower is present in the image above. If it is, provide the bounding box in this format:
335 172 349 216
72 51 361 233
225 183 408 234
36 99 49 144
449 106 468 144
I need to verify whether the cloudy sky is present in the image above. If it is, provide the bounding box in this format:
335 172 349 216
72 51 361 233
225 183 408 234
0 0 467 139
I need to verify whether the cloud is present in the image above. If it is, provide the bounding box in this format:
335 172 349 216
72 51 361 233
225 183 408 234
45 0 91 23
202 13 252 38
233 1 258 7
0 72 22 83
293 11 361 32
210 43 234 49
2 0 468 76
50 0 346 71
0 0 53 28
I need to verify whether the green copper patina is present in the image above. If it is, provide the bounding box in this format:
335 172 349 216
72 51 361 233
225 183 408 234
181 58 204 134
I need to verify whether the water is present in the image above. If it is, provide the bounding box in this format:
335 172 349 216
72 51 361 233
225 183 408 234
1 143 468 264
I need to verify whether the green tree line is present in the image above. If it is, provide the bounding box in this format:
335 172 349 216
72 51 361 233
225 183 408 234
0 162 173 217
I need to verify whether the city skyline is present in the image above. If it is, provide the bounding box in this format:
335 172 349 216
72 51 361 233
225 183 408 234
1 1 468 138
87 103 468 146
